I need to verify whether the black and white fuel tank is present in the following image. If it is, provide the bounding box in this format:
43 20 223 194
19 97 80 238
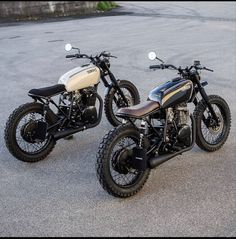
148 77 193 108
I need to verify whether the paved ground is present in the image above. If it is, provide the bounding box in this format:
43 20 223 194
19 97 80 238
0 1 235 237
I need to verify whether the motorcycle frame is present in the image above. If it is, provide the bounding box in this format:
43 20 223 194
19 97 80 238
28 65 129 141
123 74 214 159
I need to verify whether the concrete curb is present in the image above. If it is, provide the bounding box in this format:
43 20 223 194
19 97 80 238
0 6 128 27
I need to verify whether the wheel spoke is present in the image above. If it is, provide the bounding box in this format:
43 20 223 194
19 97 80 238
109 136 142 187
15 111 50 154
201 104 225 145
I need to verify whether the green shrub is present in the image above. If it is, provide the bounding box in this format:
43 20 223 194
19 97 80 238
97 1 118 11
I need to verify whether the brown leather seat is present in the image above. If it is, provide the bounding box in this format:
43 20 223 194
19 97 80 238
116 101 160 119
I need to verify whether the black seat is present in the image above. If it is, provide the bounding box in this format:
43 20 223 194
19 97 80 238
28 84 66 98
116 101 160 119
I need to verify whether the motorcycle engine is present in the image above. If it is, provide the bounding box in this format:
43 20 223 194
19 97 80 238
59 87 98 127
74 88 98 125
166 103 191 149
176 103 191 146
175 103 191 147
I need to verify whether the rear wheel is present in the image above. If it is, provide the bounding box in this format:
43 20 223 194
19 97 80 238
104 80 140 127
4 102 56 162
96 124 150 198
193 95 231 151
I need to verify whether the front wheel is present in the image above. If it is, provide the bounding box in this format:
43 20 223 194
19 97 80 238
193 95 231 152
96 124 150 198
104 80 140 127
4 102 56 162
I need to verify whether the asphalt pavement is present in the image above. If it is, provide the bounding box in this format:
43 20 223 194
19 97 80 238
0 1 235 237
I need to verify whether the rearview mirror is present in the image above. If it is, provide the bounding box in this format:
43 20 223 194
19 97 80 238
148 51 157 61
65 43 72 52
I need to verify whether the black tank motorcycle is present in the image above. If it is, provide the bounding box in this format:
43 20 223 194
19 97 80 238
96 51 231 198
4 44 140 162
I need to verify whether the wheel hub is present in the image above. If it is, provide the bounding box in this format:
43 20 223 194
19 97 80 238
117 95 133 108
207 113 223 134
124 95 133 106
21 121 39 143
112 148 133 174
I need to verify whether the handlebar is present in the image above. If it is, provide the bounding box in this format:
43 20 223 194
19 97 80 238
99 51 117 58
66 53 90 59
66 51 117 60
192 65 214 72
66 54 77 58
149 65 162 69
149 63 213 73
149 64 177 70
202 66 214 72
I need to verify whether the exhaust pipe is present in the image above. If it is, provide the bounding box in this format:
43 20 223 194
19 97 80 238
52 93 103 141
53 126 86 141
148 114 196 169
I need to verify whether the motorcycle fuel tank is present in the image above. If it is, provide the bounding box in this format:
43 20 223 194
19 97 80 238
148 77 193 108
58 64 100 92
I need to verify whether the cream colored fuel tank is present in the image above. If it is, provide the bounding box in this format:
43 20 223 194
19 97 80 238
58 64 100 92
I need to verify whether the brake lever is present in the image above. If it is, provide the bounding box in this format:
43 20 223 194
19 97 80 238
100 51 117 58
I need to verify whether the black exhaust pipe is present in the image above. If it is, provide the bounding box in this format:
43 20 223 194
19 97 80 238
148 114 196 169
52 93 103 141
53 126 86 141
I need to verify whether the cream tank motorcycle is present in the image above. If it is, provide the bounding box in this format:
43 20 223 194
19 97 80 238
4 44 140 162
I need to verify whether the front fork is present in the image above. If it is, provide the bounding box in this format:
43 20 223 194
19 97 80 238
102 72 129 106
196 86 219 125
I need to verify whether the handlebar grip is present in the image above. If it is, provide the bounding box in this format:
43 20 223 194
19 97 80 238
66 54 76 58
149 65 161 69
204 67 214 72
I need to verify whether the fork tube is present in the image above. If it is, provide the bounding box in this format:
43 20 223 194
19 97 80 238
107 70 129 105
100 75 110 88
198 85 218 123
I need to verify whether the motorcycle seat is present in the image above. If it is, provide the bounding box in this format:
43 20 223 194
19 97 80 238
28 84 66 98
116 101 160 119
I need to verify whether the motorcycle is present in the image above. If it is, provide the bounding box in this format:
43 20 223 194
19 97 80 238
96 51 231 198
4 43 140 162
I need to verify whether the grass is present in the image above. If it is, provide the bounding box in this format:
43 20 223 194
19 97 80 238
96 1 119 11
